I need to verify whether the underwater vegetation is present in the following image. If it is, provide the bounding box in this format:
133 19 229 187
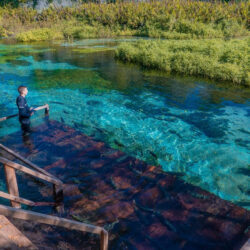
31 68 113 91
115 38 250 86
0 44 54 63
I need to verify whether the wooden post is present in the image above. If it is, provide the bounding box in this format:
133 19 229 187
240 239 250 250
45 104 49 115
4 164 21 208
53 184 64 214
100 230 108 250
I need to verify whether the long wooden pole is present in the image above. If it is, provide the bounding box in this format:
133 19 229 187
0 114 18 122
0 104 49 122
32 104 49 113
0 191 35 206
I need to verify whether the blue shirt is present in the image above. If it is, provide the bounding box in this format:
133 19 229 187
16 95 31 118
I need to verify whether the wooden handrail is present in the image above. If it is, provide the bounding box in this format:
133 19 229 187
0 204 108 250
0 144 63 209
0 191 35 206
0 157 63 209
0 143 58 180
0 157 62 186
0 104 49 122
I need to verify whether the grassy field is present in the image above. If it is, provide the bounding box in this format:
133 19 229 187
115 38 250 86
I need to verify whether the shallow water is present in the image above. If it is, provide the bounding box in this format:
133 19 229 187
0 38 249 209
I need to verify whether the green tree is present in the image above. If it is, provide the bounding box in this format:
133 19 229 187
0 0 28 7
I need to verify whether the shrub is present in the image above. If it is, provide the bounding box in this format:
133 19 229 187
16 28 64 41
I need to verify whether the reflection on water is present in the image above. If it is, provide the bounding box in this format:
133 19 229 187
0 39 249 209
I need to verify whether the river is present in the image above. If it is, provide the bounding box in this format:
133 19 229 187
0 38 249 210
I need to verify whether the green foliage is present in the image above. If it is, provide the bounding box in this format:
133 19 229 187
0 27 9 37
140 19 225 39
62 23 115 39
72 47 113 53
0 0 20 7
0 0 249 41
115 39 250 86
16 28 64 41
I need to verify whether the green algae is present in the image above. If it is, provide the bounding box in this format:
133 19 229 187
0 45 55 65
0 45 53 54
32 69 113 92
0 54 19 64
72 47 114 54
6 59 31 66
71 214 92 224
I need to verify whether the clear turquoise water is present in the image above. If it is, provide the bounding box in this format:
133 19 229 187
0 39 249 209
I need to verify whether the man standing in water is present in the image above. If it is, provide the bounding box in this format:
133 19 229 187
16 86 34 135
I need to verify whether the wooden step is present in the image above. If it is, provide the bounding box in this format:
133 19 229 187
1 120 249 249
241 239 250 250
0 215 37 249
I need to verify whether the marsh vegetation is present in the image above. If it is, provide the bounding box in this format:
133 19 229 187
115 38 249 86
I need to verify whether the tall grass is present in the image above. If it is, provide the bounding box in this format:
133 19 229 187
115 39 250 86
0 0 249 41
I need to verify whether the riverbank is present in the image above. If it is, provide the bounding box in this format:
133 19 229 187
116 38 250 86
0 1 249 86
0 1 249 41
